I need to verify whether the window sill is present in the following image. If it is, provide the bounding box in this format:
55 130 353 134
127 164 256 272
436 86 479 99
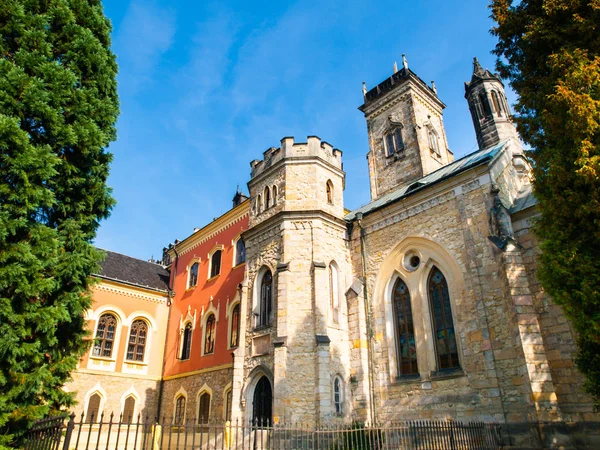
252 325 273 333
207 274 220 282
392 374 422 385
124 360 148 367
430 368 464 381
185 286 197 292
202 352 214 357
232 262 246 269
89 355 116 363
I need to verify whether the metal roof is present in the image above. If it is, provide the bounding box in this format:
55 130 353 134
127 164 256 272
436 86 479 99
345 141 507 221
509 185 537 214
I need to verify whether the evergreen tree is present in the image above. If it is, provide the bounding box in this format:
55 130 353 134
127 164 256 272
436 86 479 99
491 0 600 406
0 0 118 445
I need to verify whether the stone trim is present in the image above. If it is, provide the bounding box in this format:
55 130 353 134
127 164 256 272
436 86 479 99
94 281 168 304
275 262 289 273
162 363 233 381
316 335 331 345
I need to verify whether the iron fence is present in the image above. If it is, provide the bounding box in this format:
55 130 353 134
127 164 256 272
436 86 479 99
25 413 503 450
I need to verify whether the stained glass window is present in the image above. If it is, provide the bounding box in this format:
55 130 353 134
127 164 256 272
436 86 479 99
393 278 418 375
428 267 460 370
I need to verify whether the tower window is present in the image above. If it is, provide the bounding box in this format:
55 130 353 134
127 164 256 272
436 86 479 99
258 269 273 328
264 186 271 209
272 185 278 205
333 376 343 415
491 90 503 116
326 180 334 204
384 127 404 157
427 128 440 156
479 92 492 120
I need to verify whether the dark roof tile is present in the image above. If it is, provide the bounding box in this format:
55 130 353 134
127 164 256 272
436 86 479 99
95 250 170 292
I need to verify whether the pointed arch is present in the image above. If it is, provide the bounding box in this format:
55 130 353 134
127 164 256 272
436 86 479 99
326 180 334 204
264 186 271 209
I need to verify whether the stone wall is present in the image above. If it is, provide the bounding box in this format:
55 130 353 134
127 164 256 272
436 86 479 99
160 367 233 423
67 372 160 421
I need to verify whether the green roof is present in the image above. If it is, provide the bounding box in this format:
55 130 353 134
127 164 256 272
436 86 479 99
345 141 507 221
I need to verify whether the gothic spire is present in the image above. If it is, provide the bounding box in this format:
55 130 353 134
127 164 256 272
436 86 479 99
473 57 484 76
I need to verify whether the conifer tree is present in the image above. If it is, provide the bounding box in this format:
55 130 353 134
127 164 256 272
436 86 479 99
491 0 600 406
0 0 118 445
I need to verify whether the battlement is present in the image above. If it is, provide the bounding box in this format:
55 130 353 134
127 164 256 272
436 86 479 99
250 136 342 179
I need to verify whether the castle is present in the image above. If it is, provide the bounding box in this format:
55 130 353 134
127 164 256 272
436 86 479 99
66 58 600 448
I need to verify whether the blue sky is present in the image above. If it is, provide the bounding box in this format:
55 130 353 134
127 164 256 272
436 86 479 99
95 0 514 261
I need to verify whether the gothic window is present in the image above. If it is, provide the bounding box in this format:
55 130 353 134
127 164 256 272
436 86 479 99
264 186 271 209
204 314 216 355
479 92 492 119
174 395 186 425
181 323 192 360
491 90 503 116
329 262 340 323
224 388 232 421
258 270 273 327
272 186 278 205
393 277 418 376
326 180 334 204
86 393 102 423
230 303 240 348
235 238 246 266
93 313 117 358
384 126 404 157
126 319 148 362
428 266 460 370
427 128 440 155
210 250 221 278
257 194 262 213
189 262 199 288
123 396 136 423
198 392 211 424
333 376 343 415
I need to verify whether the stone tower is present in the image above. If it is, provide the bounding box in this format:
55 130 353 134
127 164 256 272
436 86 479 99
238 136 352 423
465 57 520 149
360 57 454 201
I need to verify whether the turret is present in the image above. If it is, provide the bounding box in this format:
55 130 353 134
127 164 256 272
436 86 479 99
465 57 520 149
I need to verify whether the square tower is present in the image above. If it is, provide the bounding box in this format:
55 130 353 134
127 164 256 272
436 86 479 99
360 61 454 200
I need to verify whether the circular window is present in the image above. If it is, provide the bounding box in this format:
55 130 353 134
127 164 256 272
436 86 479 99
403 251 422 271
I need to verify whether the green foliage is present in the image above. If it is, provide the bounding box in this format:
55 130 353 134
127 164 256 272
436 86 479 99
0 0 118 446
490 0 600 406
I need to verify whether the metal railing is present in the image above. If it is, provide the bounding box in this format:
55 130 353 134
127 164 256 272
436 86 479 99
25 413 503 450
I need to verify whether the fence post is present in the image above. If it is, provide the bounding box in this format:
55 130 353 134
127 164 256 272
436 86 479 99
62 413 75 450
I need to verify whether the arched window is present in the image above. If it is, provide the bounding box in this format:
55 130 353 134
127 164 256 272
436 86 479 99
126 319 148 362
198 392 211 424
427 128 439 155
264 186 271 209
479 92 492 119
174 395 186 425
329 262 339 323
428 266 459 370
235 239 246 266
333 376 343 416
393 277 418 376
86 393 102 423
123 396 136 423
272 185 278 205
204 314 216 355
224 388 232 421
258 270 273 327
230 303 240 348
384 126 404 157
210 250 222 278
326 180 334 204
181 323 192 360
93 313 117 358
257 194 262 213
189 262 199 288
491 90 503 116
